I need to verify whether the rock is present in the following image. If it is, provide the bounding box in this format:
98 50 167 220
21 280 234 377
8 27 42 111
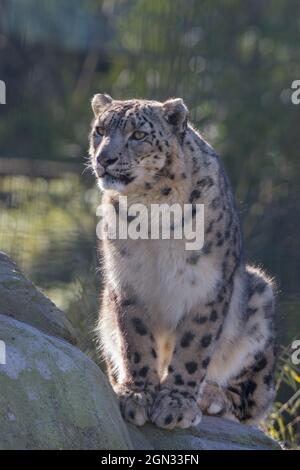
127 423 155 450
129 417 281 450
0 251 77 344
0 315 132 450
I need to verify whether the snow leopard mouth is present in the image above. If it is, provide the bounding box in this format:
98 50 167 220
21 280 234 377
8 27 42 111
101 171 136 186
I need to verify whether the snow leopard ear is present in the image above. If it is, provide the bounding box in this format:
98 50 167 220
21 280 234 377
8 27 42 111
162 98 188 132
91 93 113 116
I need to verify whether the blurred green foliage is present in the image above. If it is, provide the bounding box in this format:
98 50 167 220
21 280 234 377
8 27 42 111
0 175 101 359
0 0 299 445
265 344 300 449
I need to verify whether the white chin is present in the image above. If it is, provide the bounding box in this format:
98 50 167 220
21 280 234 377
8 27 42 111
97 175 126 192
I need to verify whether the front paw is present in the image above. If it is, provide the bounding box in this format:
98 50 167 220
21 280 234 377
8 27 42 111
115 386 154 426
151 389 202 430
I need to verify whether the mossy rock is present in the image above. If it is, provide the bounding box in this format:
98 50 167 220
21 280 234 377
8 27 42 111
0 315 132 450
0 251 77 344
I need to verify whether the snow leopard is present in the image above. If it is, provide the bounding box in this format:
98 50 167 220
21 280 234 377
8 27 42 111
89 93 276 429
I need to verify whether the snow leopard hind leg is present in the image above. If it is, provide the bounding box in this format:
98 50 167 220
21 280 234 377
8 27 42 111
199 265 277 423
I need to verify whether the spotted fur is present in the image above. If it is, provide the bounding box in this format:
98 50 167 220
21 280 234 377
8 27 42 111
89 94 277 429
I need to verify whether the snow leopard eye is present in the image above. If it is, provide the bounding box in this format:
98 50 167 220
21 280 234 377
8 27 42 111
131 130 147 141
95 126 105 137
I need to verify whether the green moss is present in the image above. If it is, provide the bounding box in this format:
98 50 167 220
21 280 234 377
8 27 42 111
0 316 132 450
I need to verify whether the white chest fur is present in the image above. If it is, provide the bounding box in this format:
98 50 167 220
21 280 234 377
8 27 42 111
108 238 222 331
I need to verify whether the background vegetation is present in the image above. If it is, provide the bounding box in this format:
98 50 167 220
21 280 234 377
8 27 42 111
0 0 299 447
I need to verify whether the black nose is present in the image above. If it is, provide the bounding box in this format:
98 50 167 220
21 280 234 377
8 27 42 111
97 155 118 168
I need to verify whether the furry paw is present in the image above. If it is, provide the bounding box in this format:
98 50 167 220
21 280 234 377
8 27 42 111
199 382 228 416
116 387 153 426
151 389 202 429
